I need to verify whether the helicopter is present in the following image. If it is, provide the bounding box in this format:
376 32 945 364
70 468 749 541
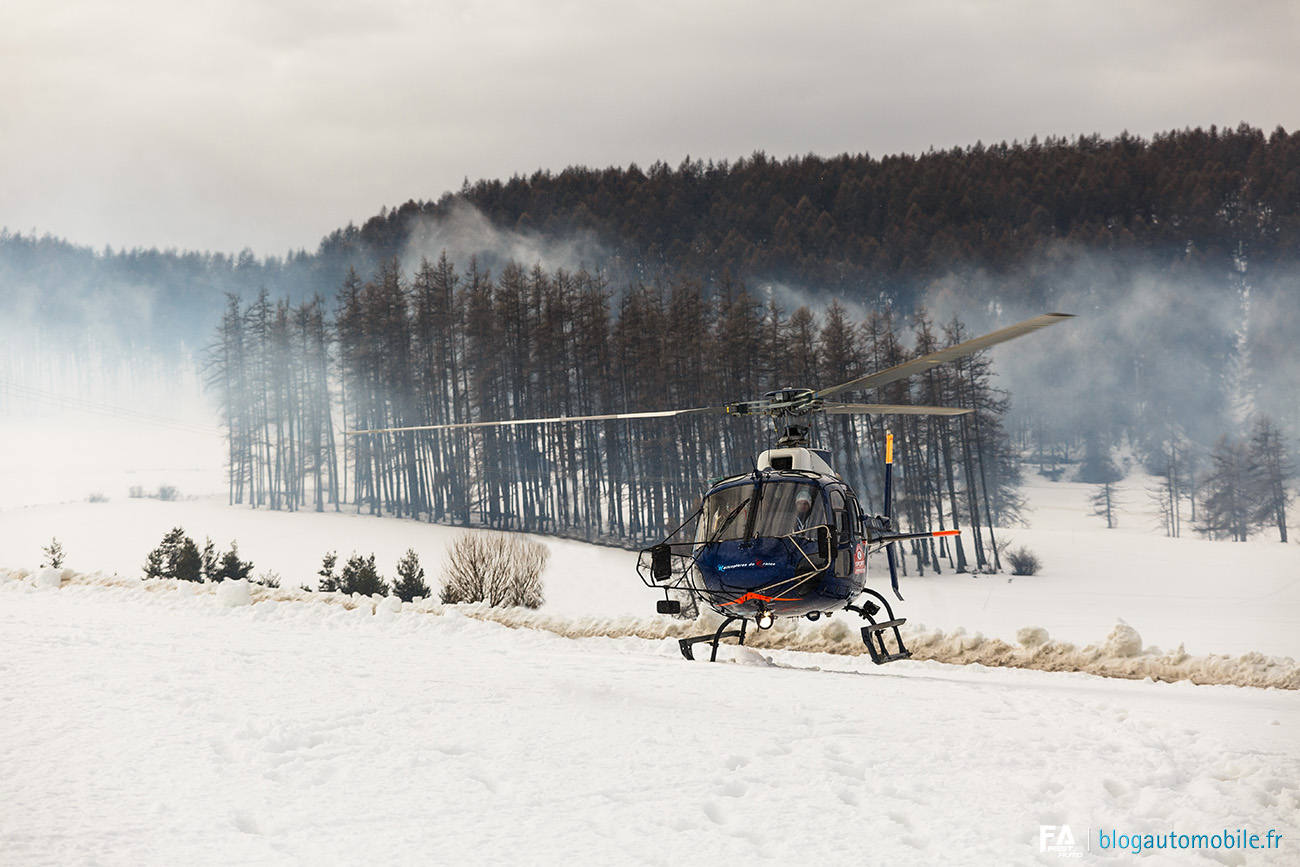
347 311 1072 663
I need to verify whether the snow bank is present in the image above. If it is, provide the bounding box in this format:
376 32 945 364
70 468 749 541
28 568 1300 690
31 567 65 589
902 623 1300 690
214 578 251 607
464 606 1300 690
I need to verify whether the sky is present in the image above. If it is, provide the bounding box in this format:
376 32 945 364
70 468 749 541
3 0 1299 258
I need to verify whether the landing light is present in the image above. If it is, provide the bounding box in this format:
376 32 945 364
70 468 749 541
756 610 774 630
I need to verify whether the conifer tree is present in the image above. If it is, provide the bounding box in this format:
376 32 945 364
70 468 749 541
142 527 203 582
41 538 65 569
142 547 167 581
211 542 254 581
318 551 340 592
393 549 430 602
339 553 389 596
174 537 204 583
201 538 218 581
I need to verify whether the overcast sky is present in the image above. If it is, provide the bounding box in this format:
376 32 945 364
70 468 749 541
3 0 1298 257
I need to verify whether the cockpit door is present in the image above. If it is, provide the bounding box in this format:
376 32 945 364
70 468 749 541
830 488 856 578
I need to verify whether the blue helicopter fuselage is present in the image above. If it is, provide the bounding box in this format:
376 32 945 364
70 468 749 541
687 469 868 620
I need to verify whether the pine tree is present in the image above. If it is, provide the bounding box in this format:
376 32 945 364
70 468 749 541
174 537 203 583
142 547 167 580
212 542 254 581
41 538 65 569
339 553 389 596
201 538 218 581
393 549 430 602
318 551 340 592
142 527 201 581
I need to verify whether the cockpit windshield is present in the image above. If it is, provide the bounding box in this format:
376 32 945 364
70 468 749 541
696 481 824 544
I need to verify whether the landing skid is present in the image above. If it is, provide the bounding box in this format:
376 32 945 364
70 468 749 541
848 589 912 665
679 615 749 661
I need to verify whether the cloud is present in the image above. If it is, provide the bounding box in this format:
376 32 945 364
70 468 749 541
2 0 1298 255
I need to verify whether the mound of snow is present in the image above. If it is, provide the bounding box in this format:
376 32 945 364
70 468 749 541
31 567 63 589
1105 619 1144 658
1016 626 1050 647
215 579 251 607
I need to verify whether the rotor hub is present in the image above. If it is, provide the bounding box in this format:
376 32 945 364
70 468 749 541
724 388 822 420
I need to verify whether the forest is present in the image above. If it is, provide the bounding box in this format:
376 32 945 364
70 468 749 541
204 256 1029 572
344 122 1300 296
6 123 1297 349
3 124 1296 553
204 249 1293 571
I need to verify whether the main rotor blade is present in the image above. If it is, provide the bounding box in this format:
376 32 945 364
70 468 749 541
814 312 1073 401
821 403 972 416
343 405 726 436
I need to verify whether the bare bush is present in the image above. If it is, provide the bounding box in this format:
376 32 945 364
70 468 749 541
1006 546 1041 576
440 532 547 608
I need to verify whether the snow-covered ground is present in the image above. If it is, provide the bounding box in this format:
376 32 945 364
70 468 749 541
2 409 1298 865
3 575 1297 866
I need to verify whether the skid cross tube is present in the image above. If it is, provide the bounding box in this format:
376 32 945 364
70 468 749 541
679 615 749 661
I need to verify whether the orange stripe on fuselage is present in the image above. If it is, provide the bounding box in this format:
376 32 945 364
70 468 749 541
720 591 798 607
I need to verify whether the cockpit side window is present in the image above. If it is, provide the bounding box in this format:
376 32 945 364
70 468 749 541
829 489 850 537
845 492 862 538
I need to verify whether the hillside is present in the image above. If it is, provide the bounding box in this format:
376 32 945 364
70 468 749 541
5 123 1298 347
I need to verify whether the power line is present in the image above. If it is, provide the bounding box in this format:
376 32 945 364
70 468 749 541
0 381 223 437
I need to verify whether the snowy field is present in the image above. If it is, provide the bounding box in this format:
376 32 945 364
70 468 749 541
2 410 1299 865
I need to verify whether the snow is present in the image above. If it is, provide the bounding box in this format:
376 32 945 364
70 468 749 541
2 576 1297 866
215 576 252 607
2 410 1299 864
